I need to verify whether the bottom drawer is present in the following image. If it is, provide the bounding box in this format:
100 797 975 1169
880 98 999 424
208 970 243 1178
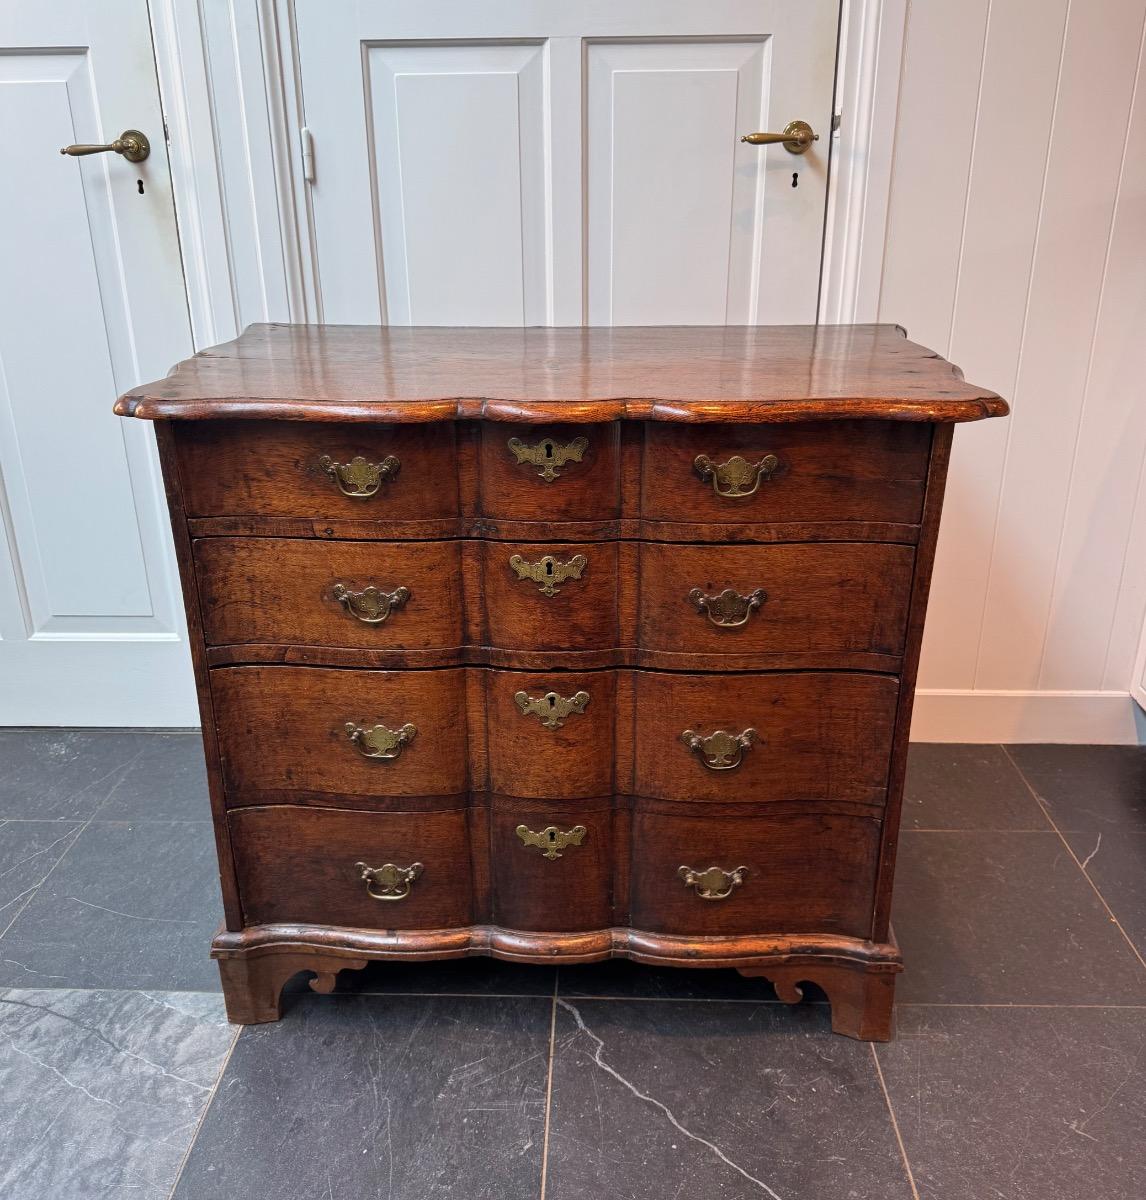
230 806 473 929
491 797 613 932
629 809 879 939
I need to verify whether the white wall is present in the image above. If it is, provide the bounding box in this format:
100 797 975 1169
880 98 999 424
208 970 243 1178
879 0 1146 742
154 0 1146 743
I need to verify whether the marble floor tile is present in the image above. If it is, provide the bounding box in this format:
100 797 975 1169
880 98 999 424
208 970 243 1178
1064 827 1146 962
893 831 1146 1003
0 821 82 936
877 1005 1146 1200
0 987 235 1200
1007 744 1146 831
0 820 222 991
172 992 551 1200
0 731 156 822
545 998 912 1200
903 743 1047 830
91 733 210 822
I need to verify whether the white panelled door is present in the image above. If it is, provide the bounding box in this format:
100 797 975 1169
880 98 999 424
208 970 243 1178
0 1 196 725
295 0 839 325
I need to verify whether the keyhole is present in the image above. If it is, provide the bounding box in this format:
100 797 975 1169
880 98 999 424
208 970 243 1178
791 172 799 189
546 695 556 709
544 560 554 578
546 830 557 844
137 179 145 194
543 441 554 460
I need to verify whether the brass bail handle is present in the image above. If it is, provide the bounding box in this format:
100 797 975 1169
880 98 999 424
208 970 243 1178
741 120 818 155
60 129 151 163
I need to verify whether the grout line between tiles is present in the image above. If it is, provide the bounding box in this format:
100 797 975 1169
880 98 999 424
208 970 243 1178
1002 745 1146 973
871 1043 921 1200
166 1024 241 1199
538 968 559 1200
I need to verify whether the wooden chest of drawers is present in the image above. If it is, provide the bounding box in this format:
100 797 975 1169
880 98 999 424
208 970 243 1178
117 324 1006 1040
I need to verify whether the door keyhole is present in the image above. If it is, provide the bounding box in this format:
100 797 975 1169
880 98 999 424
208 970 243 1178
791 172 799 189
137 179 145 194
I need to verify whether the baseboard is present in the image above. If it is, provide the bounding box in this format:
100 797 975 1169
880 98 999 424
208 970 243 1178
911 689 1145 745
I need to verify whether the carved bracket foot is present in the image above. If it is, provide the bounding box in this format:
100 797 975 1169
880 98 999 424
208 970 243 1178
738 960 899 1042
215 950 369 1024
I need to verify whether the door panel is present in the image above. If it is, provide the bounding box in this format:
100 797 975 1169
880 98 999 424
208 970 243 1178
367 43 548 325
586 40 768 324
296 0 839 326
0 1 195 724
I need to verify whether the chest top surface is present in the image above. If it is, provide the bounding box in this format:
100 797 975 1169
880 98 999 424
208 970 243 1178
115 323 1006 425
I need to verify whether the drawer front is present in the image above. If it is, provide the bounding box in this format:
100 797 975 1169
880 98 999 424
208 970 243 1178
639 542 913 663
195 537 463 650
212 666 468 802
230 806 473 929
486 669 615 799
491 797 613 931
479 423 619 521
176 420 459 520
483 540 618 654
630 809 879 937
641 420 930 526
633 671 898 806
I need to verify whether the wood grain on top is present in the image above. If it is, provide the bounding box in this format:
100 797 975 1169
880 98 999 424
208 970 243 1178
115 323 1007 424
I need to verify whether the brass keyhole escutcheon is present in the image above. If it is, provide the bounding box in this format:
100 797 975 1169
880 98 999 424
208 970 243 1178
507 435 589 482
516 824 587 860
515 689 590 730
509 552 587 597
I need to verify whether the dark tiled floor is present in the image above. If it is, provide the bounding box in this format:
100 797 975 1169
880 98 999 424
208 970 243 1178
2 732 1145 1199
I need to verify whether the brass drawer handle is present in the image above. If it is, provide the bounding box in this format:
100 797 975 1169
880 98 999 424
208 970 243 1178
516 824 587 859
319 453 400 498
344 721 416 760
693 453 779 499
507 435 588 482
333 583 410 624
681 727 757 771
678 864 747 900
356 861 423 901
688 587 767 628
509 552 588 597
515 689 590 730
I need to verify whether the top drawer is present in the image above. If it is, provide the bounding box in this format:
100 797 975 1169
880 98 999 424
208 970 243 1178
641 420 931 527
176 420 459 520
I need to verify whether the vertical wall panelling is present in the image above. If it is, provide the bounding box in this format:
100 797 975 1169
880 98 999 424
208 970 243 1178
1040 22 1146 694
974 1 1145 693
881 0 1146 741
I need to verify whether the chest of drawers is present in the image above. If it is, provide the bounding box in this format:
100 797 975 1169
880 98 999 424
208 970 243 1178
117 324 1006 1040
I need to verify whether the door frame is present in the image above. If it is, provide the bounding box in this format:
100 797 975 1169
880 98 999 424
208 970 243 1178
148 0 907 347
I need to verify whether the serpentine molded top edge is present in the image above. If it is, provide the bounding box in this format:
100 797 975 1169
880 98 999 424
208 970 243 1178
115 323 1008 424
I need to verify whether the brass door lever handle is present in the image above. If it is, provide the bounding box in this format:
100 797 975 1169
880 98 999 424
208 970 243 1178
741 120 818 155
60 129 150 163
